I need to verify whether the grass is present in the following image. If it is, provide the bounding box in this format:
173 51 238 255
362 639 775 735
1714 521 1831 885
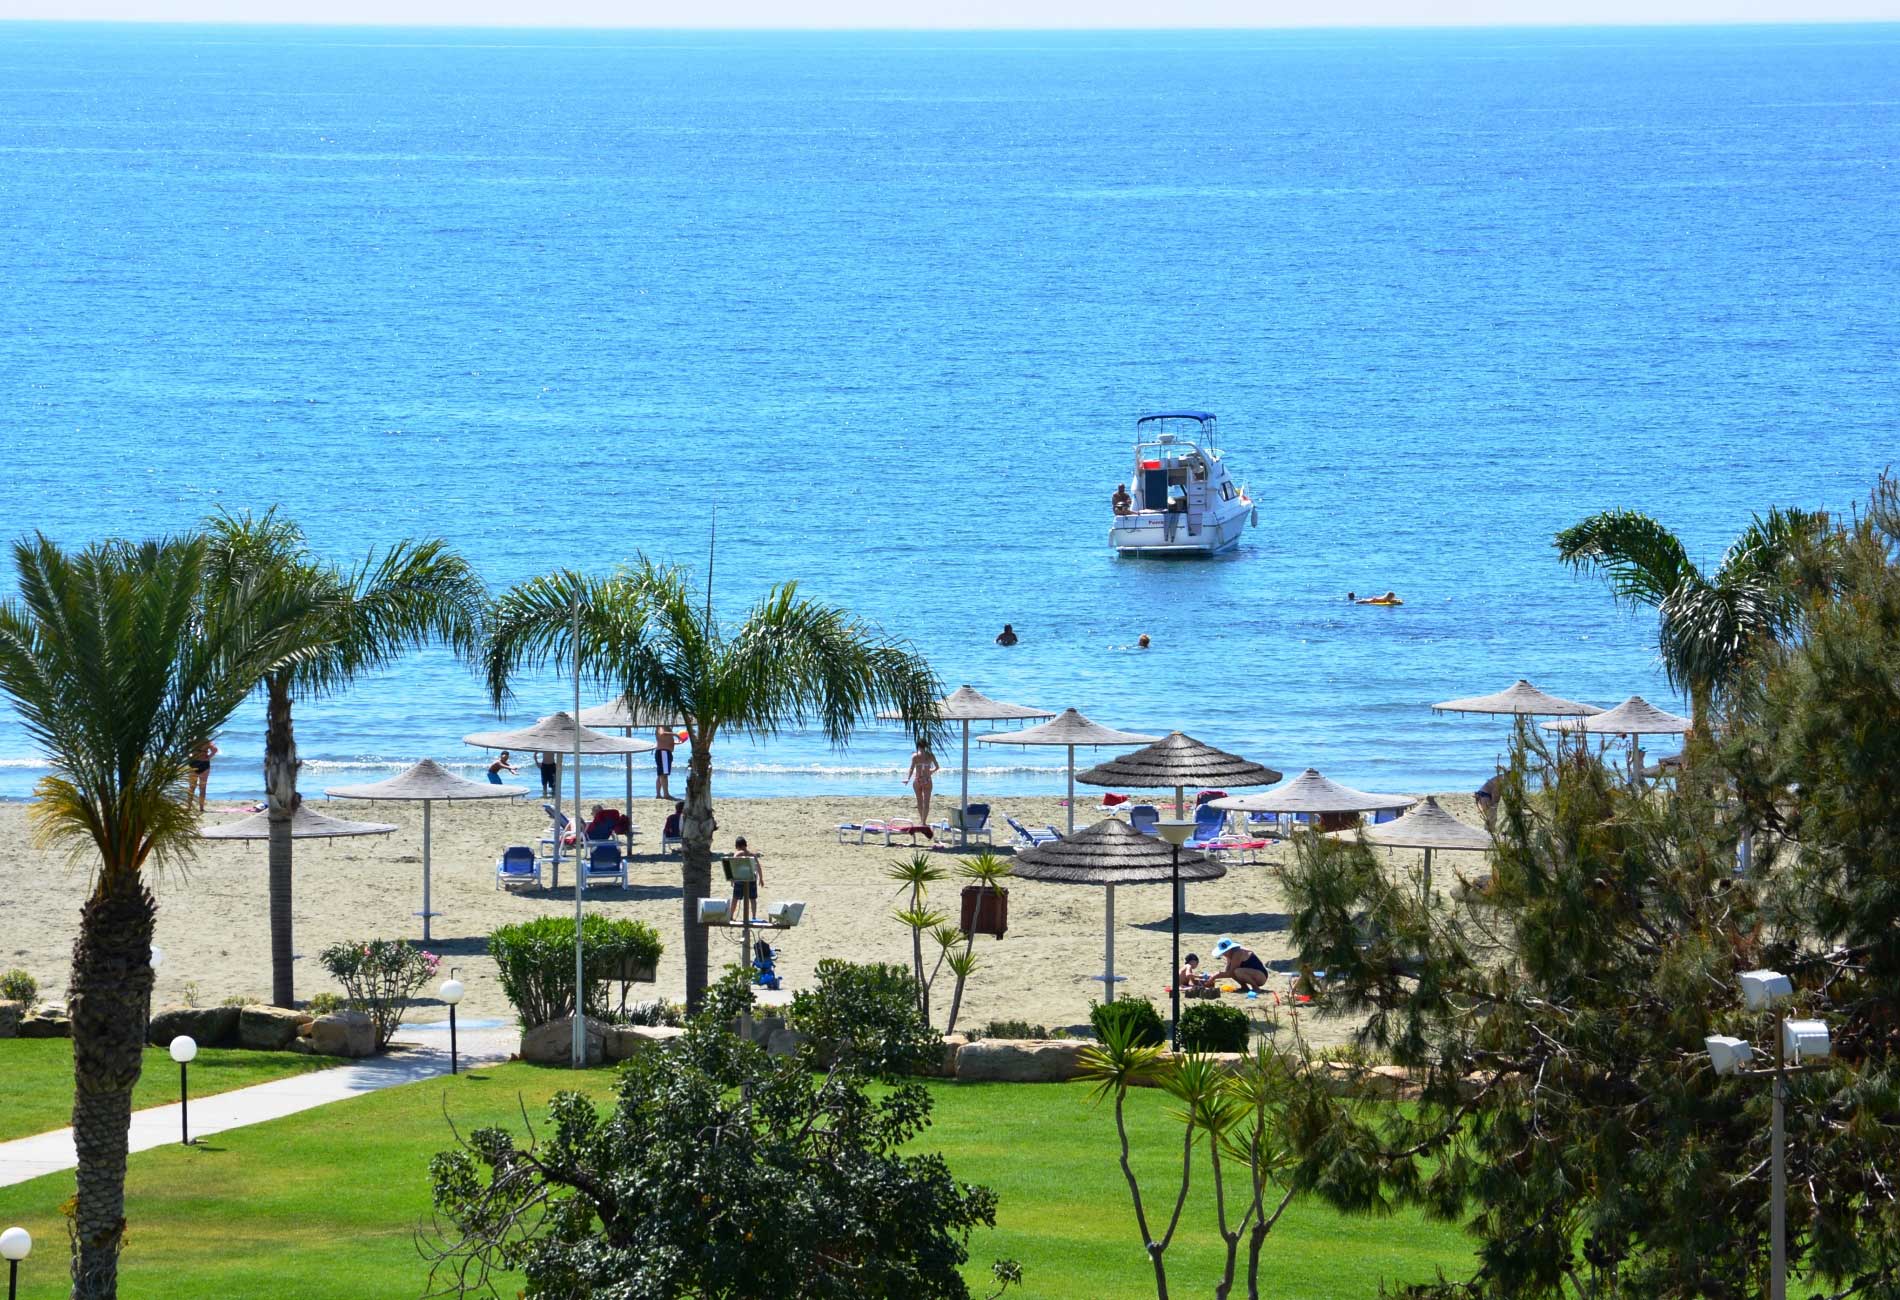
0 1065 1476 1300
0 1039 344 1144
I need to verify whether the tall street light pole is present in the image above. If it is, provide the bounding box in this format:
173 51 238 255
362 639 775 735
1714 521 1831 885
1155 820 1196 1052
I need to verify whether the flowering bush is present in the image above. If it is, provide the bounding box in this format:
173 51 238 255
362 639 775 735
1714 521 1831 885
318 940 439 1050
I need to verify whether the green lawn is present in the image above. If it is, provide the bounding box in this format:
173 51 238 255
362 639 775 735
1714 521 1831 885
0 1065 1476 1300
0 1039 344 1144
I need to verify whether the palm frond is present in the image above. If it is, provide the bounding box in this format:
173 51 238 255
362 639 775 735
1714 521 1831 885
1554 510 1698 611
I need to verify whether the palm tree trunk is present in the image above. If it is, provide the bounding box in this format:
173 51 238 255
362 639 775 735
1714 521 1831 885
680 741 717 1014
68 873 157 1300
264 674 300 1008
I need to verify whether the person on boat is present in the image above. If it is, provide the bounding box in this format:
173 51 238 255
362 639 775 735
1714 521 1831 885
905 740 939 825
1212 937 1270 992
1111 484 1133 515
995 624 1019 646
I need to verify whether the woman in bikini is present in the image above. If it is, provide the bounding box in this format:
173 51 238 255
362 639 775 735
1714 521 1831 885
187 739 217 811
904 740 939 827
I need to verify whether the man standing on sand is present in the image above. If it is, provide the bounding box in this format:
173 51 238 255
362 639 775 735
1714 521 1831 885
654 724 676 800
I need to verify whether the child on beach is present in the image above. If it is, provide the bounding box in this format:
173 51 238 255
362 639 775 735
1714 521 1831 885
1178 953 1212 993
487 751 518 784
726 836 764 914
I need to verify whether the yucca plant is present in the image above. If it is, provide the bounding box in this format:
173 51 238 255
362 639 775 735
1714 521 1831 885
0 534 308 1298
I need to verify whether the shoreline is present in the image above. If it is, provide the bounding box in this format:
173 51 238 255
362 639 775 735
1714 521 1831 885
0 792 1487 1050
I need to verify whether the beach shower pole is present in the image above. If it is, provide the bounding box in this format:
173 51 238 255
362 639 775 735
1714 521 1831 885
572 589 586 1071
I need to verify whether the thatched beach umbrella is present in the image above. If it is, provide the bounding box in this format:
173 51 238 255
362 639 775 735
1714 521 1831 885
975 708 1161 835
1012 817 1224 1007
1431 679 1603 717
324 759 528 941
464 712 653 883
1213 768 1414 832
1541 695 1692 788
579 696 687 820
1075 731 1282 818
880 685 1054 847
199 803 399 841
1324 794 1490 895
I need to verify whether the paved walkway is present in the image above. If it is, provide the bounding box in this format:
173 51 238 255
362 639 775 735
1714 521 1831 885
0 1021 517 1189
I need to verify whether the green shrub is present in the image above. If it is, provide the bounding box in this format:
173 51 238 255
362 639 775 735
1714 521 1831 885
219 994 253 1008
318 940 440 1050
1179 1001 1251 1052
1089 997 1164 1048
306 991 346 1015
0 969 37 1006
488 915 664 1029
968 1018 1048 1041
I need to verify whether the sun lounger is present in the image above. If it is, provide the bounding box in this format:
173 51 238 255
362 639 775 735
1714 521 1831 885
1185 803 1228 849
1005 816 1060 849
837 816 900 845
943 803 993 846
583 841 628 891
495 844 542 891
1128 804 1160 837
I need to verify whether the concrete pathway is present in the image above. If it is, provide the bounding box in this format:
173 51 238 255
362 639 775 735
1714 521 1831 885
0 1020 517 1189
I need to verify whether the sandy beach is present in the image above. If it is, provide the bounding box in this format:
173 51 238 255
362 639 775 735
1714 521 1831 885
0 793 1487 1049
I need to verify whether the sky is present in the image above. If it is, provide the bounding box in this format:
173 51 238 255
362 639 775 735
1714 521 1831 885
1 0 1898 27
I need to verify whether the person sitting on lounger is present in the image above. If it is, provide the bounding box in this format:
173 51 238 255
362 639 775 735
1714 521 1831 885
1212 937 1270 992
1111 484 1133 515
663 800 684 840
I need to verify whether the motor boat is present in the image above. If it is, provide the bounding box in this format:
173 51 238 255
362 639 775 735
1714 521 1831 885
1108 412 1256 556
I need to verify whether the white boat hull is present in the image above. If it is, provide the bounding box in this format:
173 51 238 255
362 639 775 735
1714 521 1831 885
1110 504 1252 556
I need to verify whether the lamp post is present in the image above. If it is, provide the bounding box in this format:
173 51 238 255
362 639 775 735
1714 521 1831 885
1 1226 29 1300
1705 968 1831 1300
170 1035 198 1145
1155 819 1196 1052
440 969 465 1076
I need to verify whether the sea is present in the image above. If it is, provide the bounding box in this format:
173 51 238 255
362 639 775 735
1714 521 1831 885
1 21 1896 804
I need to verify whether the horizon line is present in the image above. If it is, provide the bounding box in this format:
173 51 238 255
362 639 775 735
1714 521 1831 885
3 15 1900 30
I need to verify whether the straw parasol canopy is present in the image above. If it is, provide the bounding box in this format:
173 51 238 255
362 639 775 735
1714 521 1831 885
1076 732 1282 816
975 708 1162 834
879 685 1055 848
577 697 685 729
1212 769 1414 815
324 759 528 941
463 712 657 756
1432 679 1603 716
1012 818 1225 1003
199 803 398 841
1540 695 1692 736
1323 794 1490 895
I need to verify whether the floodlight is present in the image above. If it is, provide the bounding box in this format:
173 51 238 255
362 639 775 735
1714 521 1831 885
767 901 806 928
1704 1035 1754 1076
698 898 731 926
1782 1019 1832 1061
1740 969 1793 1011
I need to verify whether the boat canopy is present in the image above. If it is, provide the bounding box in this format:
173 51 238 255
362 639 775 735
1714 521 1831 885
1137 411 1215 424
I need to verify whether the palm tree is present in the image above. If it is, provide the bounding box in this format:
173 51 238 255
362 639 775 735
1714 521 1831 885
202 510 485 1007
483 557 939 1012
0 535 306 1299
1554 505 1827 735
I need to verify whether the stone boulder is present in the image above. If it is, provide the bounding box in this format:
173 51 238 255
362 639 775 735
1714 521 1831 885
19 1009 72 1039
917 1032 966 1078
765 1025 809 1060
954 1039 1087 1083
148 1006 240 1049
239 1004 312 1051
0 999 24 1039
299 1010 376 1059
605 1024 685 1062
1314 1061 1418 1101
521 1016 606 1067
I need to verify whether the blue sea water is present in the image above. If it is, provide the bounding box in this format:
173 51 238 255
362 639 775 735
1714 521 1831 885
0 22 1896 802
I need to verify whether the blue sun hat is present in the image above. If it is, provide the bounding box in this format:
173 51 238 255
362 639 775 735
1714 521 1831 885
1212 937 1239 958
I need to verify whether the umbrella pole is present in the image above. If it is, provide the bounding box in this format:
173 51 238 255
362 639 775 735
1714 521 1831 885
572 592 586 1071
960 721 970 849
1066 744 1076 836
1422 845 1432 902
1103 883 1116 1003
421 800 433 943
1170 844 1182 1051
